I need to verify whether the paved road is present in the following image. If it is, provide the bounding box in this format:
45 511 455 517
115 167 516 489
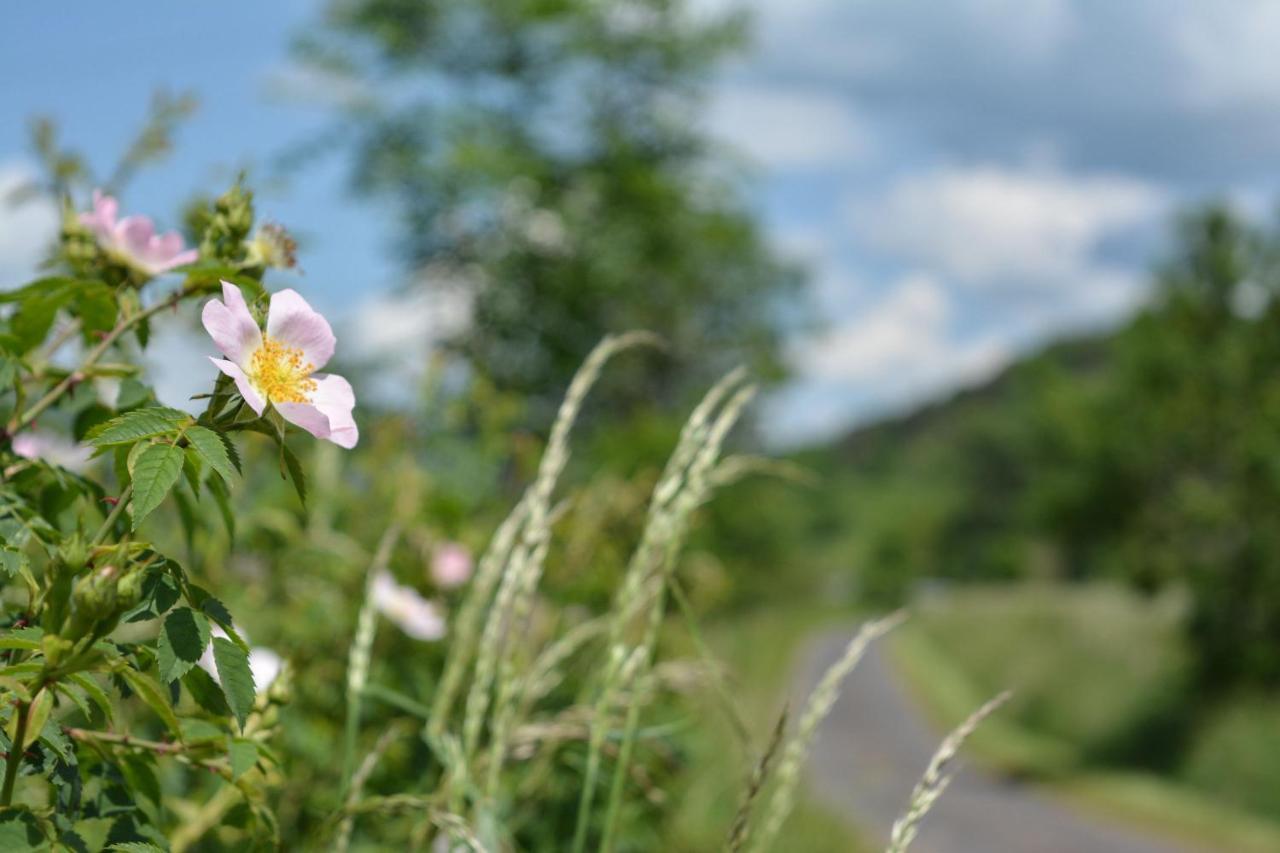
792 630 1199 853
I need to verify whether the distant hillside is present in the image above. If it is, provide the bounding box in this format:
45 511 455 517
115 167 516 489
826 332 1116 468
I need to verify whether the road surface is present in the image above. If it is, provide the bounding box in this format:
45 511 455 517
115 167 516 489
792 630 1200 853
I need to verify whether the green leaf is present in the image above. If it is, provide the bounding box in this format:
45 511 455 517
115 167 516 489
212 637 255 728
181 666 230 717
129 443 184 530
208 476 236 541
86 407 188 448
119 668 182 739
18 689 54 752
72 818 113 853
179 718 224 743
67 673 114 724
185 426 237 484
227 737 258 780
156 607 210 683
198 596 250 653
0 807 46 850
108 844 166 853
0 627 43 651
280 443 307 506
0 546 27 579
38 718 72 763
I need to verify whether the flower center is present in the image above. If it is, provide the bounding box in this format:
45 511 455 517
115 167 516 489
248 337 317 404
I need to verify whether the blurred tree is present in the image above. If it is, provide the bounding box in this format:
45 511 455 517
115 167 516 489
293 0 804 424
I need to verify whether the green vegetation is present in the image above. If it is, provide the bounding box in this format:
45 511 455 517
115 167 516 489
889 584 1280 850
665 606 870 852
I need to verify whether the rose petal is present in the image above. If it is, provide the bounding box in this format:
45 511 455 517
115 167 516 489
79 190 118 240
311 373 358 448
266 289 335 370
116 215 157 256
274 373 357 449
202 282 263 366
274 400 332 442
210 358 266 415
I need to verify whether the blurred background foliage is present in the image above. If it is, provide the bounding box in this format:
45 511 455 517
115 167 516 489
287 0 805 429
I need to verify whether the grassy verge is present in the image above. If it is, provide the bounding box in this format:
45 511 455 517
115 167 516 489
662 603 872 851
888 583 1280 853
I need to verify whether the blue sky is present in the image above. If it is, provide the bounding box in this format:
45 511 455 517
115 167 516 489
5 2 1280 443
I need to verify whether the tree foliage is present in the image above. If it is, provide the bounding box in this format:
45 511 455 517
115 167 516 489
295 0 805 421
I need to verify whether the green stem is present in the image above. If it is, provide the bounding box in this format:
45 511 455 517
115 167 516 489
1 700 31 806
7 282 200 435
90 483 133 547
342 526 400 795
599 672 645 853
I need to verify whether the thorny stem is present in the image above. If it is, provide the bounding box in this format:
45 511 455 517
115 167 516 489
7 282 202 436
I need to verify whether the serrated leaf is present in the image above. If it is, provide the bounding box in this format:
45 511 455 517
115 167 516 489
86 407 188 448
156 607 210 683
67 673 114 725
179 717 224 743
212 637 255 728
129 443 184 530
119 669 182 738
0 547 26 579
181 666 230 717
227 737 258 780
208 476 235 541
0 627 43 651
72 817 113 853
0 807 45 850
198 596 250 653
38 717 72 762
185 426 237 484
280 443 306 506
108 844 166 853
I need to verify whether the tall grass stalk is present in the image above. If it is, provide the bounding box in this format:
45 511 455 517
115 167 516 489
885 690 1012 853
567 367 756 853
598 380 757 852
342 525 401 793
335 720 411 853
747 611 907 853
727 706 789 853
461 333 656 794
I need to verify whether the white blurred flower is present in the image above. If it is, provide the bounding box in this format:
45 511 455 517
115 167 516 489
372 569 446 641
11 430 92 471
198 625 284 691
430 542 473 589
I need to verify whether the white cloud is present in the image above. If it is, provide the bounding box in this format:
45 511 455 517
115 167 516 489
349 283 471 364
708 84 871 169
767 273 1009 444
0 162 58 289
849 165 1166 288
797 273 1008 387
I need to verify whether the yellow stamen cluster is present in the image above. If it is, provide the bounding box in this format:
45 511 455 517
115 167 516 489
248 337 317 404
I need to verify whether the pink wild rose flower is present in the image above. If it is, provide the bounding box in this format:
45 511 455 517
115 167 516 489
202 281 358 448
80 190 198 276
431 541 474 589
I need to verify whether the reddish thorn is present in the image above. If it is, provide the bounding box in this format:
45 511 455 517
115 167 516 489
93 330 109 341
102 497 119 507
